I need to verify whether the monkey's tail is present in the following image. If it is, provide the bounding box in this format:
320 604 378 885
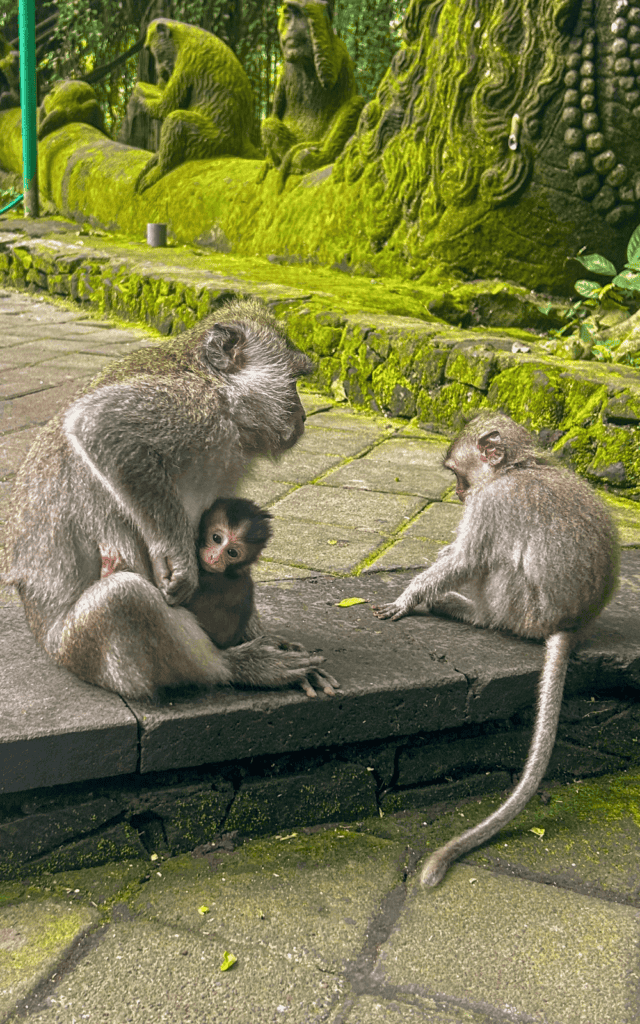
420 630 574 888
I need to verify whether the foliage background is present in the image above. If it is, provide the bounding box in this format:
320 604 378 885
0 0 405 138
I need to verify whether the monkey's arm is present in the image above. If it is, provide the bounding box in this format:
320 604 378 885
285 94 365 175
372 547 472 621
63 386 198 605
136 73 190 118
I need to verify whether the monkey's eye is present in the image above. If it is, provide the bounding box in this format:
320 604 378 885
211 533 222 544
228 548 239 558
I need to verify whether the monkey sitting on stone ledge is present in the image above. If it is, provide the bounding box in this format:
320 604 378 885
374 413 619 887
7 299 336 702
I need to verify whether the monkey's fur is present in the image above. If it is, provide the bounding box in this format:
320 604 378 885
8 299 336 701
132 19 260 194
373 414 619 887
258 1 364 189
185 497 272 649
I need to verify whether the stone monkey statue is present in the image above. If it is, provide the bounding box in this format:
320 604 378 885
7 299 336 701
258 0 364 189
184 497 272 649
37 80 107 140
374 413 619 886
131 19 261 193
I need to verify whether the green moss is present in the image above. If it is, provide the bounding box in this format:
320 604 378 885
487 364 566 429
558 421 640 489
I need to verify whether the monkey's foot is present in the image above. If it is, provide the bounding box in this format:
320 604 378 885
302 667 338 698
266 636 338 697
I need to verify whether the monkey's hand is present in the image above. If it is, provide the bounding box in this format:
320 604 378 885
150 551 198 606
225 635 335 697
372 593 418 621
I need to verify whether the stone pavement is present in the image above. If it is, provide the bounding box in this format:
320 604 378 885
1 287 640 1022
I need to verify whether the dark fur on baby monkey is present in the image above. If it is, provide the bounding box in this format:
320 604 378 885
185 498 272 649
373 413 619 888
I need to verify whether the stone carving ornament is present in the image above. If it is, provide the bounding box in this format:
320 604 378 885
334 0 640 290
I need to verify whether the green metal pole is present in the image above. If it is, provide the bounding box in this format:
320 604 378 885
19 0 39 218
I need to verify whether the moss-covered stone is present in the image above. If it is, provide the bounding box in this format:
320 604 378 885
224 763 377 835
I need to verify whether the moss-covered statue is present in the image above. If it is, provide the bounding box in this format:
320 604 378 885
0 32 20 111
128 19 260 193
37 80 107 141
334 0 640 288
258 0 364 188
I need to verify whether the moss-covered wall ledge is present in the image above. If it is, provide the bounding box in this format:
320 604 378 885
1 227 639 498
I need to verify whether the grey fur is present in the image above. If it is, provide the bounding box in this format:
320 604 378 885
7 299 336 701
373 413 619 887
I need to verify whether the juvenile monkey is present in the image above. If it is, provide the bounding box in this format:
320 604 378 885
8 299 336 701
185 498 272 649
373 413 619 887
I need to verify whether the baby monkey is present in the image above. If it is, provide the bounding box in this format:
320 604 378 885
373 413 619 888
185 497 272 648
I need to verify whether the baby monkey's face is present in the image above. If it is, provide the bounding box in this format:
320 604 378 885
198 512 265 576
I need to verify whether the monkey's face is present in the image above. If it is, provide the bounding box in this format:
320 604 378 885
443 440 494 502
278 3 313 62
198 515 265 576
146 22 176 82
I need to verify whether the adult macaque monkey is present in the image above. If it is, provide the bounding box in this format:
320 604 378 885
184 497 273 650
8 299 336 701
373 414 619 887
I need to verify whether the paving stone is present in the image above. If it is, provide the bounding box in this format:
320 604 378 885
0 363 78 399
366 503 464 570
16 919 347 1023
250 448 345 484
364 536 438 572
251 561 316 582
337 994 496 1022
295 425 380 457
0 606 138 793
308 407 392 436
272 485 426 535
129 830 405 973
266 518 386 572
454 769 640 905
374 865 640 1024
0 899 98 1019
0 381 85 432
404 502 464 540
320 457 452 500
235 476 295 507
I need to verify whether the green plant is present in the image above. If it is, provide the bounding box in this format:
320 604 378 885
570 223 640 361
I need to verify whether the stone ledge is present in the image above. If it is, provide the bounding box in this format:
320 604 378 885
2 556 639 877
2 556 640 798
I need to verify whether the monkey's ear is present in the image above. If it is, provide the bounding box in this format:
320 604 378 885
477 429 506 466
200 324 247 373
